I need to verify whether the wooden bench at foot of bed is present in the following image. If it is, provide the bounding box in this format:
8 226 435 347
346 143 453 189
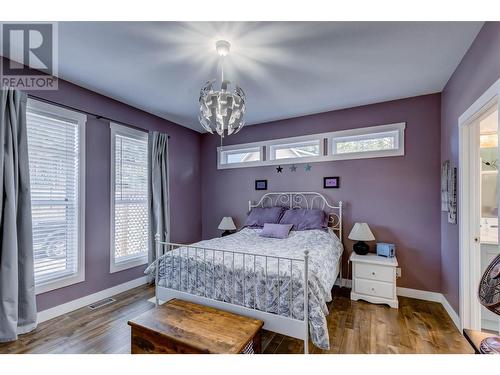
127 299 264 354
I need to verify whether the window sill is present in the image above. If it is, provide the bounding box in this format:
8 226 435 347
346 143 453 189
110 256 148 273
35 272 85 295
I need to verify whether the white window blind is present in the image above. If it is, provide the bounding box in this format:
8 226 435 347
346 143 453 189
26 99 85 292
110 124 148 272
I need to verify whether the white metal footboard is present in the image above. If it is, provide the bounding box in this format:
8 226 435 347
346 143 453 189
153 235 311 353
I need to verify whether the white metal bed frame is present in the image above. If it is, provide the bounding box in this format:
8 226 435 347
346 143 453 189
154 192 343 354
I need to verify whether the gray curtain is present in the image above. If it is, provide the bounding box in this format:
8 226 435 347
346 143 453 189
0 88 37 342
148 131 170 278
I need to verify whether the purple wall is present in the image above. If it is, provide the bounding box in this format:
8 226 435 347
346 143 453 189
11 22 499 313
201 94 442 292
440 22 500 312
23 77 202 311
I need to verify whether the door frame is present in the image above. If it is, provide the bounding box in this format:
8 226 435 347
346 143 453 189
459 77 500 331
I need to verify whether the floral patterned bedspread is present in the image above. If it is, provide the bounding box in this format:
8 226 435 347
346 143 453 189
144 228 343 350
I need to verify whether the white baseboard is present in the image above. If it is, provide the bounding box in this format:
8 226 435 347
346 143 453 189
37 276 148 324
336 278 461 330
440 294 461 330
396 286 442 303
481 319 500 333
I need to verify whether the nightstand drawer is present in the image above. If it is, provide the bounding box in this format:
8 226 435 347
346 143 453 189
354 278 394 299
354 262 393 282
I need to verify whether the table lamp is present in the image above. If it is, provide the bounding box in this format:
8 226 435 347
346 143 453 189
218 217 236 237
348 222 375 255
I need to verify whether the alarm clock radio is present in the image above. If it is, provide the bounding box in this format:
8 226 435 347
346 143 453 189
376 242 395 257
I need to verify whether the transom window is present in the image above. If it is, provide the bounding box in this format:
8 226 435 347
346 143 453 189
26 99 86 294
216 122 405 169
220 146 262 165
331 124 404 160
218 146 263 168
332 130 399 155
270 139 321 160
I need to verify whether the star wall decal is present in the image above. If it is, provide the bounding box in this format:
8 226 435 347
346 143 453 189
276 165 283 173
304 164 312 171
289 164 297 172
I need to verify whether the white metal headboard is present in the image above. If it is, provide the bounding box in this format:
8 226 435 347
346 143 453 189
249 192 343 239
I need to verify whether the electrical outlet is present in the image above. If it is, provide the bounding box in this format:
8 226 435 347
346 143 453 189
396 267 402 278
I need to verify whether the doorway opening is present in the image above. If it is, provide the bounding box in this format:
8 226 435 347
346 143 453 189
459 78 500 332
479 106 499 331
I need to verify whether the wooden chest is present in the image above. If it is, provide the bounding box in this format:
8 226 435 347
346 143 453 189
127 299 264 354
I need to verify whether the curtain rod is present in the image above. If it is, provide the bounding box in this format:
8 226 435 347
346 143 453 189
27 93 170 138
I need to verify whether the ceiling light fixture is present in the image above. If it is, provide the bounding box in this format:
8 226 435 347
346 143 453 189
198 40 246 142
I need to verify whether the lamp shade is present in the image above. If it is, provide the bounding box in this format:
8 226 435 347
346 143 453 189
218 217 236 231
348 222 375 241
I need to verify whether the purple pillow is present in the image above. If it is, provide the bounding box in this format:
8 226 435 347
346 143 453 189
244 207 286 228
260 223 294 239
279 208 327 231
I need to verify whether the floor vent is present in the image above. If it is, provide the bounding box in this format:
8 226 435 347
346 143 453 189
88 298 116 310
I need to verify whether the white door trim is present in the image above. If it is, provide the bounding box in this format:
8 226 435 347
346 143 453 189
458 77 500 331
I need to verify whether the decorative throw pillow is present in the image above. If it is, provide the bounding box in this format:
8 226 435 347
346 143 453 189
279 208 327 231
244 206 286 228
259 223 294 239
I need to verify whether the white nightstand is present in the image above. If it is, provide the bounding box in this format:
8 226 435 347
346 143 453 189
349 252 399 308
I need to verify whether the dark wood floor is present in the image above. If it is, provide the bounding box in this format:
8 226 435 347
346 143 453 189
0 285 473 354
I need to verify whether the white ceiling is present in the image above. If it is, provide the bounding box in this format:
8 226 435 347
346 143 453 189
19 22 488 132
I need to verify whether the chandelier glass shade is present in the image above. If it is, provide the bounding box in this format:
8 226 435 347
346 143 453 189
198 40 246 138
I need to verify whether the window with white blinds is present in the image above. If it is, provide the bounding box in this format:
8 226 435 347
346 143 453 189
26 99 86 294
110 123 149 273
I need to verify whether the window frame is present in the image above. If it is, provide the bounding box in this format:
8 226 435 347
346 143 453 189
217 144 264 169
27 99 87 295
216 122 406 170
218 145 263 168
267 136 325 163
109 122 149 273
331 122 405 160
